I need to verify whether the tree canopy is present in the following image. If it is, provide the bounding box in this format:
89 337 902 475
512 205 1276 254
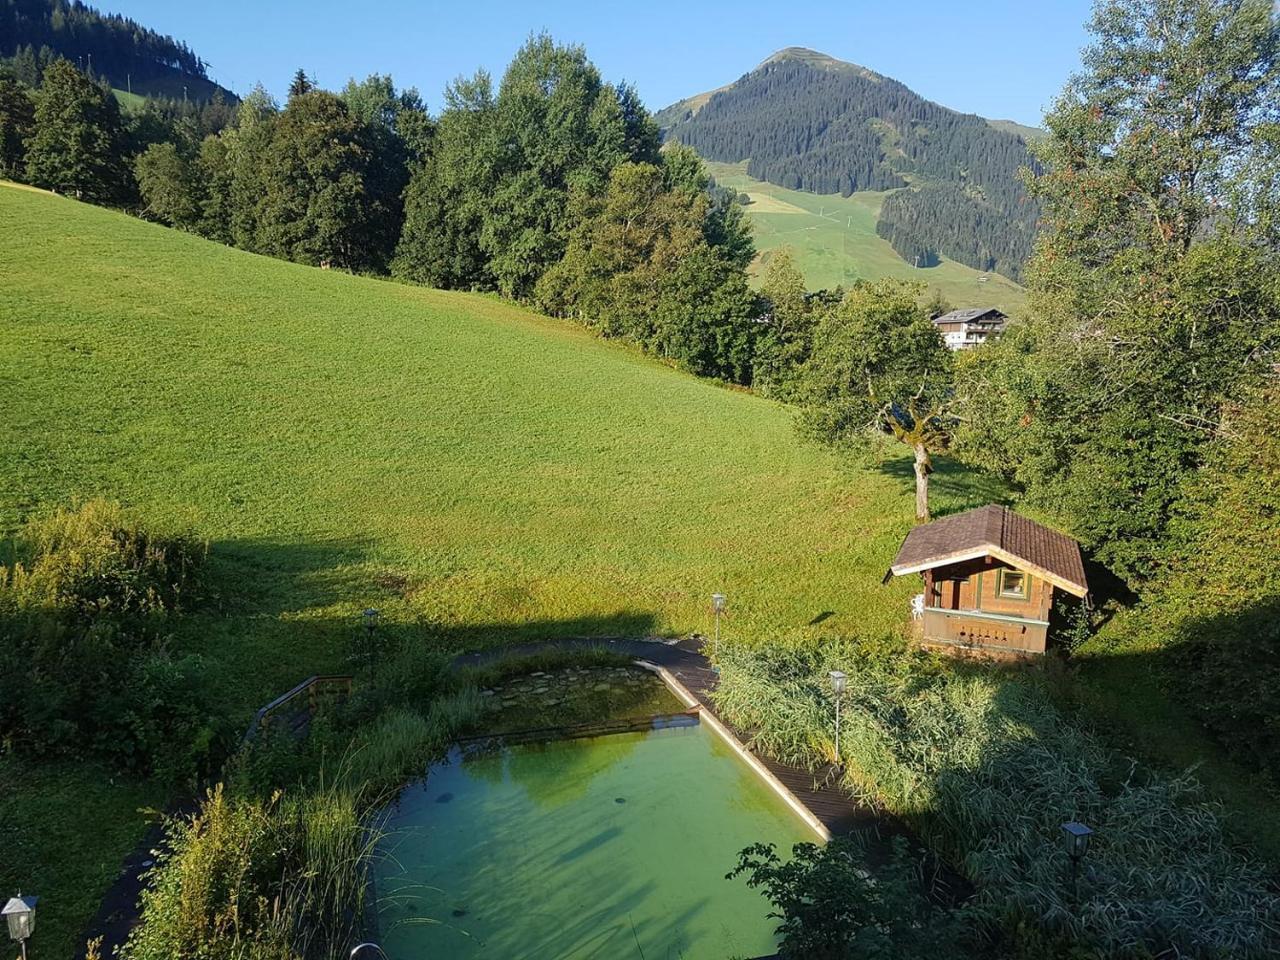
799 280 953 520
953 0 1280 582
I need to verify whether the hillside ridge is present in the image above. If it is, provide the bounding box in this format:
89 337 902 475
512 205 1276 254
1 0 236 102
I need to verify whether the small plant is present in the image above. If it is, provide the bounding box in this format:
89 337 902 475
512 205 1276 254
0 499 219 779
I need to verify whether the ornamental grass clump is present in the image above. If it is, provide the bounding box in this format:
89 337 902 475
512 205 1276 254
714 641 1280 958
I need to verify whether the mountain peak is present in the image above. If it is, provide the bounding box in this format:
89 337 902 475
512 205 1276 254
757 47 881 80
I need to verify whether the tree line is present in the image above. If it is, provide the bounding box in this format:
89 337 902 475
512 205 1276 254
0 37 763 382
662 54 1041 280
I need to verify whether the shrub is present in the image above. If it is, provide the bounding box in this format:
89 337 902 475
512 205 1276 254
0 499 216 778
129 683 482 960
714 640 1280 958
729 834 967 959
121 784 364 960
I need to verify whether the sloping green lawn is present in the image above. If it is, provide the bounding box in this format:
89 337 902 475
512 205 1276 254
706 160 1027 314
1 182 1008 956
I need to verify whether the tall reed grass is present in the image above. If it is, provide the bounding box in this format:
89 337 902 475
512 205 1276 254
714 640 1280 958
122 686 483 960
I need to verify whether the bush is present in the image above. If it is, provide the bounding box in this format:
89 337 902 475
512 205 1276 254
0 499 217 779
1147 386 1280 774
730 834 967 959
714 640 1280 958
121 783 367 960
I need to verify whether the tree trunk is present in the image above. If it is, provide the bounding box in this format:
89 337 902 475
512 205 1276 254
913 443 932 523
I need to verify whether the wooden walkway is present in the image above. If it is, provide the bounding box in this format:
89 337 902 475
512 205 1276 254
454 637 895 840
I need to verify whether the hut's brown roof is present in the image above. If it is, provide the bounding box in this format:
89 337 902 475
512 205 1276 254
889 505 1088 596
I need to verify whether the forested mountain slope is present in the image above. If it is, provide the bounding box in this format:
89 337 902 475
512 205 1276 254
1 0 234 101
659 48 1039 281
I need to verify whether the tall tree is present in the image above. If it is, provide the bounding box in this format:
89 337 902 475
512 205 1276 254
534 158 759 382
798 281 952 521
223 84 278 252
752 248 816 398
481 34 632 299
954 0 1280 582
255 90 375 270
24 58 128 202
288 68 313 99
393 70 496 289
340 74 430 271
134 141 202 229
0 69 35 178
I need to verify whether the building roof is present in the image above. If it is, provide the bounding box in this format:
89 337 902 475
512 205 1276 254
932 308 1006 326
889 505 1088 596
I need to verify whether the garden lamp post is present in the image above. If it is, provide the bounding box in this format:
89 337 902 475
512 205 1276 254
363 607 380 677
1061 821 1094 898
711 593 726 661
4 895 37 960
829 670 847 767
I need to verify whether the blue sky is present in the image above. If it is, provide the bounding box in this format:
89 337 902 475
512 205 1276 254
107 0 1094 127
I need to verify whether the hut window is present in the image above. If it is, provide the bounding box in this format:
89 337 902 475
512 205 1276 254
998 569 1028 599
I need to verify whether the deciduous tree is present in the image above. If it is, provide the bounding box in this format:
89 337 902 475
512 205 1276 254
799 281 952 521
953 0 1280 581
135 140 202 229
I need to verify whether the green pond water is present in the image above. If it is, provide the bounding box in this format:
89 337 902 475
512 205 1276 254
374 721 817 959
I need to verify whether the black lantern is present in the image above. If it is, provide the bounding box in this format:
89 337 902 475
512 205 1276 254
1061 821 1093 861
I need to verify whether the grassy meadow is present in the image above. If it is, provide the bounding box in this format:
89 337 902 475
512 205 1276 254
706 160 1027 314
0 182 1008 955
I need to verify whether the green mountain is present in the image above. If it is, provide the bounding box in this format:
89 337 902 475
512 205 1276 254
659 48 1040 282
1 0 235 102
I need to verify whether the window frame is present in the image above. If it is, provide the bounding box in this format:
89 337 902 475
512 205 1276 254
997 568 1030 600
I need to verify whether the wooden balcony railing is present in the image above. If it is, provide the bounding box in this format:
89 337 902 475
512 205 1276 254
920 607 1048 655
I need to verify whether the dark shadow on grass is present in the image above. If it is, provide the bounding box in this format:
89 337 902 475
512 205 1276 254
872 454 1011 519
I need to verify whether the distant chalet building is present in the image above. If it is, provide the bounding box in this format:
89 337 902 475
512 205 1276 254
886 505 1088 658
931 308 1007 350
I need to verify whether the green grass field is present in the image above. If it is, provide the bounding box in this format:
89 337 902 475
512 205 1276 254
112 88 148 112
706 161 1027 314
0 182 1008 956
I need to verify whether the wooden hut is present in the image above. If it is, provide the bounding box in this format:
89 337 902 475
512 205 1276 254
886 505 1088 657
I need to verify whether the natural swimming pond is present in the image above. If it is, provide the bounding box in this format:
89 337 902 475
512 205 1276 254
374 719 816 959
